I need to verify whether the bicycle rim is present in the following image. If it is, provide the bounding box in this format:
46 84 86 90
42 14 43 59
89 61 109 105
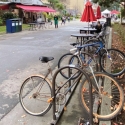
52 65 91 114
19 75 52 116
80 72 124 120
100 49 125 76
58 53 74 79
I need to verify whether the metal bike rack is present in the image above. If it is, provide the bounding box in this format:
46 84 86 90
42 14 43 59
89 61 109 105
50 67 93 125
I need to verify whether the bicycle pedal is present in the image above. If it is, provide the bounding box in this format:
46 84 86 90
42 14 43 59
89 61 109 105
47 98 53 103
78 118 90 125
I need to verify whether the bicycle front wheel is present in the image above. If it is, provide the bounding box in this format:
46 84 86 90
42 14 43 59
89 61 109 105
99 48 125 76
19 75 52 116
80 72 124 120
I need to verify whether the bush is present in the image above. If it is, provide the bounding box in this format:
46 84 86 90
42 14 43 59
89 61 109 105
70 17 73 20
0 17 3 26
46 14 53 22
1 12 18 23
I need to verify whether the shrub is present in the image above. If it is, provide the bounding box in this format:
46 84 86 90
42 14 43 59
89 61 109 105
46 14 53 22
0 17 3 26
1 12 18 23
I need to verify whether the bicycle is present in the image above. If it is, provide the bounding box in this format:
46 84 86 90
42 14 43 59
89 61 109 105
58 43 97 79
19 56 92 117
19 56 124 122
58 31 125 77
52 61 124 121
67 50 124 120
19 56 54 116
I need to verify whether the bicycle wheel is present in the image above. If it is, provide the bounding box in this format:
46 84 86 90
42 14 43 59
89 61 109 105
19 75 52 116
58 53 73 79
99 48 125 76
83 39 101 55
52 65 91 114
69 52 98 72
80 72 124 120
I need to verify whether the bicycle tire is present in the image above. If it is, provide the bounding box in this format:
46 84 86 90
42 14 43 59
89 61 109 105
80 72 124 120
52 65 92 114
19 75 52 116
69 52 98 73
58 53 73 79
99 48 125 76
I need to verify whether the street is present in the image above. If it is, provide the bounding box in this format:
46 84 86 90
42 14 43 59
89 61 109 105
0 20 90 124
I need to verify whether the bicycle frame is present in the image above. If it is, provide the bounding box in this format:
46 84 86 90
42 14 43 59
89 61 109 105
70 41 107 95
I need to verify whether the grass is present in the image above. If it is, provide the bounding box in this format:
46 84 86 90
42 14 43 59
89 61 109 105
0 24 29 34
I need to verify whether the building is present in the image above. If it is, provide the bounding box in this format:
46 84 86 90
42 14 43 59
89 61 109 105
60 0 85 16
61 0 98 16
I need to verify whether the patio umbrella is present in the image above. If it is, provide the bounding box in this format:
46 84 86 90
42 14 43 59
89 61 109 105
81 0 96 31
81 1 96 22
96 6 101 19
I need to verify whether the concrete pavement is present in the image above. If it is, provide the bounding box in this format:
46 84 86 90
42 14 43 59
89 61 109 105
0 18 112 125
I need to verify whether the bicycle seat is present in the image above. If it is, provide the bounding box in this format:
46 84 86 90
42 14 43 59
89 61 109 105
39 56 54 63
70 43 79 46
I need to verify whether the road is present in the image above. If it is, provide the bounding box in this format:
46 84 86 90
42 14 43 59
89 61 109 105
0 20 91 120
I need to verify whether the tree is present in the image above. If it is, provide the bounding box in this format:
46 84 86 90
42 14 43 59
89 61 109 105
48 0 59 9
48 0 65 15
92 0 121 7
56 3 64 12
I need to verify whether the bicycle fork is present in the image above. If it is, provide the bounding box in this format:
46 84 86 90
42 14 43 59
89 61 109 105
89 65 101 96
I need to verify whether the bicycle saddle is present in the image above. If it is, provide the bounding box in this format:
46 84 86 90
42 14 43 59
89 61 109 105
70 43 79 46
39 56 54 63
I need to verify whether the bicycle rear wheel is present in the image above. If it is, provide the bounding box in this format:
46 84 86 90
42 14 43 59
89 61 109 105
52 65 92 114
80 72 124 120
19 75 52 116
58 53 73 68
99 48 125 76
58 53 74 79
69 52 98 72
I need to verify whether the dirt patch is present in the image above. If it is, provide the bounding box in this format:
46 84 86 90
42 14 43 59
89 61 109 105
111 27 125 125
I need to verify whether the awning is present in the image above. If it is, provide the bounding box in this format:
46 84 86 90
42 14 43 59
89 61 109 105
111 10 120 14
16 4 56 12
0 4 9 10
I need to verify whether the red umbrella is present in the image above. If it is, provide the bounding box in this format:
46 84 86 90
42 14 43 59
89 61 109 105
96 6 101 19
81 1 96 22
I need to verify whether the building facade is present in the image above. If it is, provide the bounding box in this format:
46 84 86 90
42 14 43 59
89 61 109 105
61 0 98 16
61 0 85 16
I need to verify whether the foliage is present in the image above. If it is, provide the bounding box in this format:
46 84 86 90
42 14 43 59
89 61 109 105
1 12 18 23
48 0 65 14
112 23 125 45
117 14 120 18
92 0 121 7
48 0 59 9
121 7 125 17
56 3 64 11
46 14 53 22
0 17 3 26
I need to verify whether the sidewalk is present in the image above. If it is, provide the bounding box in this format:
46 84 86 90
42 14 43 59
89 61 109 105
0 19 112 125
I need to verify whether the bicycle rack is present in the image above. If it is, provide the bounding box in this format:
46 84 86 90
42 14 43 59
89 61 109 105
50 67 93 125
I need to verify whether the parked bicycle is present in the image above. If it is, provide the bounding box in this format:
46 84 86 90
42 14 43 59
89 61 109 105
19 56 124 121
58 31 125 77
19 56 92 117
